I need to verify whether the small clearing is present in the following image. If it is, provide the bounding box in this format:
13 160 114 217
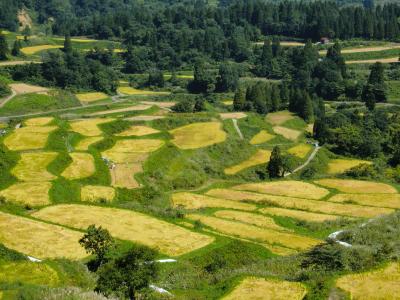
250 130 275 145
219 112 247 120
9 83 49 95
272 126 302 141
224 149 271 175
266 111 295 125
0 182 52 206
315 179 398 194
62 153 96 180
21 45 63 55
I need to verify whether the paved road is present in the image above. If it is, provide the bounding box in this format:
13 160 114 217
232 119 244 139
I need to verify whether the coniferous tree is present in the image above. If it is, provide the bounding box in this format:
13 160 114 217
63 34 72 53
233 87 246 111
271 84 281 112
11 39 21 56
0 32 8 61
301 92 314 123
268 146 284 178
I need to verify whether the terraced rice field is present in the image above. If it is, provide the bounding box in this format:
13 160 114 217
187 214 320 250
89 104 152 116
110 163 142 189
0 212 86 259
315 179 398 194
62 153 95 180
172 192 257 211
266 111 295 125
21 45 63 55
125 115 165 121
219 112 247 120
104 139 164 154
141 101 176 108
24 117 54 126
81 185 115 202
336 262 400 300
76 92 108 103
224 149 271 175
102 152 148 164
116 125 160 137
170 122 227 150
0 182 52 206
327 159 372 174
33 204 214 256
233 181 330 200
12 152 57 181
69 118 113 136
0 262 59 286
250 130 275 145
328 193 400 209
287 144 312 158
9 83 49 94
75 136 103 151
3 126 57 151
117 87 170 96
347 57 399 64
272 126 302 141
223 277 307 300
260 207 339 222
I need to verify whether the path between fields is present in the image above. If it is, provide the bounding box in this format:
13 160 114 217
0 89 16 108
284 142 320 177
232 119 243 139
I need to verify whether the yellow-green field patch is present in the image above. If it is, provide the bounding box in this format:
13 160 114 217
33 204 214 256
250 130 275 145
4 127 56 151
111 163 142 189
89 104 152 116
76 92 108 103
62 153 95 180
104 139 164 154
234 181 329 200
266 111 295 125
117 87 170 96
102 152 148 164
172 192 257 211
0 182 51 206
187 214 320 250
327 159 372 174
336 262 400 300
0 212 86 259
0 262 59 286
287 144 312 158
222 100 233 105
116 125 160 137
81 185 115 203
75 136 103 151
328 193 400 209
69 118 113 136
273 126 302 141
21 45 63 55
170 122 227 150
12 152 57 182
260 207 339 222
223 277 307 300
224 149 271 175
24 117 54 126
315 179 398 194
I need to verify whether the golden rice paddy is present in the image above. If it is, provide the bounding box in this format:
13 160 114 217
287 144 312 158
327 159 372 174
172 192 257 211
102 152 148 164
347 57 399 64
81 185 115 203
328 193 400 209
223 277 307 300
110 163 142 189
213 210 286 231
33 204 214 256
315 179 398 194
170 122 227 150
62 153 95 180
12 152 57 182
69 118 114 136
24 117 54 126
187 214 320 250
224 149 271 175
206 188 273 202
117 87 170 96
104 139 165 154
260 207 339 222
75 136 103 151
336 262 400 300
125 115 165 121
0 212 87 259
219 112 247 120
16 126 58 134
266 111 295 125
75 92 108 103
0 182 52 206
233 181 330 200
249 130 275 145
0 262 59 286
89 104 152 116
9 83 49 94
21 45 63 55
141 101 176 108
116 125 160 137
4 127 56 151
272 126 302 141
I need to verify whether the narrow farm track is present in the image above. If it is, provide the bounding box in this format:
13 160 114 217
232 119 244 139
284 143 320 177
0 89 16 108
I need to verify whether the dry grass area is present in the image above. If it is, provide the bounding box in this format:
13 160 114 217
21 45 63 55
187 214 320 250
69 118 113 136
9 83 49 95
141 101 176 108
266 111 295 125
214 210 287 231
260 207 339 222
273 126 302 141
33 204 214 256
224 149 271 175
89 104 152 116
328 193 400 209
220 112 247 120
0 211 86 259
75 92 108 103
287 144 312 158
347 57 399 64
0 262 59 286
315 179 398 194
233 181 330 200
102 152 148 164
172 192 257 211
62 153 95 180
104 139 164 154
117 87 170 96
319 44 400 55
0 182 52 206
327 159 372 174
24 117 54 126
81 185 115 203
116 125 160 137
250 130 275 145
125 115 165 121
111 163 142 189
170 122 227 150
223 277 307 300
75 136 103 151
336 262 400 300
12 152 57 182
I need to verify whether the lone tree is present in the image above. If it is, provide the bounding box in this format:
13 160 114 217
268 146 284 178
63 33 72 53
79 225 114 264
11 39 21 56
